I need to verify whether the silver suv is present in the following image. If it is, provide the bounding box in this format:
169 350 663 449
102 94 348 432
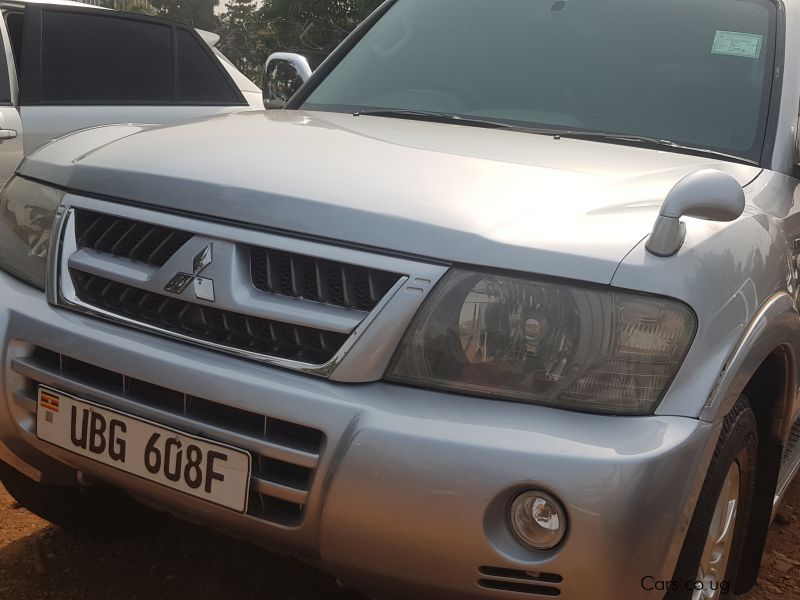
0 0 798 599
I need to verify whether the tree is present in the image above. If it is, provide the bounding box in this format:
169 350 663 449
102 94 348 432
149 0 220 30
85 0 158 15
216 0 273 81
256 0 381 67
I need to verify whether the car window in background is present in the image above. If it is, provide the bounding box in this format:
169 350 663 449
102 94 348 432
304 0 776 162
41 11 172 103
29 9 245 106
5 11 23 76
0 17 11 104
176 28 241 103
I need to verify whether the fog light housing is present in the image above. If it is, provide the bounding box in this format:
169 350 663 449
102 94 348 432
510 490 567 550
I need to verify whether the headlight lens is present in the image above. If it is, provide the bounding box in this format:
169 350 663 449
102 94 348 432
0 176 64 289
386 270 696 414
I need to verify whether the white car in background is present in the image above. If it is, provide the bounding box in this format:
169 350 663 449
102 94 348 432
0 0 260 185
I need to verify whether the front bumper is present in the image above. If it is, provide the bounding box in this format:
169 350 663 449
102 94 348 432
0 270 719 600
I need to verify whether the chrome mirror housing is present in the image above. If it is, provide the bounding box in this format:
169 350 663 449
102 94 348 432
646 169 745 257
262 53 313 109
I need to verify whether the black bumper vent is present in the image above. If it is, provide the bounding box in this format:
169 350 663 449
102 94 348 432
478 566 563 597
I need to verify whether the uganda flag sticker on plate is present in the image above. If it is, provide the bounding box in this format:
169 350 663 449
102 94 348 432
39 389 60 413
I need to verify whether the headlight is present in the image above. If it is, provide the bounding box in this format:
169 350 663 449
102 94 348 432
0 176 65 289
386 270 696 415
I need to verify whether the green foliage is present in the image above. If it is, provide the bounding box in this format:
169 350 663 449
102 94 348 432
258 0 381 66
215 0 273 81
90 0 158 15
150 0 219 29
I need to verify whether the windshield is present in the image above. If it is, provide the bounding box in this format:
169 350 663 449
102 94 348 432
303 0 777 163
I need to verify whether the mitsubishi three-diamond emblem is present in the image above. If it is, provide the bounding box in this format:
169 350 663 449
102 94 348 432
164 243 215 302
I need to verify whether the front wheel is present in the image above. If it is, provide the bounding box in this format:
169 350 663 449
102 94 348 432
666 396 758 600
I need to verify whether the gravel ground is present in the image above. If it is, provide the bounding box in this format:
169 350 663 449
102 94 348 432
1 479 799 599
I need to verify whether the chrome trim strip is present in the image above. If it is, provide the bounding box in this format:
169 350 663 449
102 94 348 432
12 389 37 414
250 477 309 505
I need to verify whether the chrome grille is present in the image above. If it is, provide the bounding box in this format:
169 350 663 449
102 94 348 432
60 207 410 372
250 246 401 311
13 347 324 526
70 270 348 364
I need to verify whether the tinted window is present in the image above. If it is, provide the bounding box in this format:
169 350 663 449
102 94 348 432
41 11 171 103
5 11 22 76
176 28 238 103
306 0 776 162
0 17 11 103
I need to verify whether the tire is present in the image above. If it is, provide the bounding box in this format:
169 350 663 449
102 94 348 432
0 460 158 537
666 395 758 600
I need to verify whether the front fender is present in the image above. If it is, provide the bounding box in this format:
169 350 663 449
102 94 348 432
700 292 799 431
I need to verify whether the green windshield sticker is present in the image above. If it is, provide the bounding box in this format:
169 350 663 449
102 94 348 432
712 31 763 59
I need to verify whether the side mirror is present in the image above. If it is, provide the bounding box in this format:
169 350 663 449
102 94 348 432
646 169 745 257
262 53 313 109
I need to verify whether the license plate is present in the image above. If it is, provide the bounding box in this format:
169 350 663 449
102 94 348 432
36 386 251 513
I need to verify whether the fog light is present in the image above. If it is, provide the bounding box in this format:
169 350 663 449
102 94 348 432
510 491 567 550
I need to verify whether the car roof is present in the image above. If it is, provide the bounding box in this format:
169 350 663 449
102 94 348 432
0 0 106 7
0 1 221 48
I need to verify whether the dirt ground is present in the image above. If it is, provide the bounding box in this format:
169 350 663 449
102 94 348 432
1 480 799 599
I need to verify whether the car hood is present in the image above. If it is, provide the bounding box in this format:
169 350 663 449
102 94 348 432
19 110 761 284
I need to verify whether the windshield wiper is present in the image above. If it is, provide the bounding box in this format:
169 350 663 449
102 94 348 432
543 130 758 165
352 109 515 130
352 110 757 165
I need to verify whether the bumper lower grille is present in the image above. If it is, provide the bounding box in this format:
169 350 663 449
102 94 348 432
15 347 325 526
71 270 348 364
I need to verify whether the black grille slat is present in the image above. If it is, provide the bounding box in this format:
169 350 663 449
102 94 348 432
109 222 138 256
327 264 346 306
147 230 185 266
479 567 563 584
93 218 127 253
74 209 192 267
70 270 347 365
28 347 324 526
250 247 401 311
75 212 112 248
478 580 561 597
